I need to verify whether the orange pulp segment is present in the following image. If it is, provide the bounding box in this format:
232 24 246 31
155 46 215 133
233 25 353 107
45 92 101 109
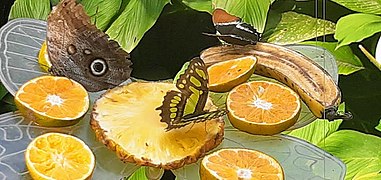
226 81 301 135
207 56 256 92
25 133 95 180
15 75 89 126
200 148 284 180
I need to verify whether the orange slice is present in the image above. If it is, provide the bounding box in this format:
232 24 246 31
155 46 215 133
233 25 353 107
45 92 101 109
226 81 301 135
207 56 256 92
200 148 284 180
91 82 224 169
15 75 89 126
38 41 52 72
25 133 95 180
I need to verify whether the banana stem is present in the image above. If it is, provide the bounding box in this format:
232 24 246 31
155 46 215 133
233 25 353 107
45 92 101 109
358 44 381 71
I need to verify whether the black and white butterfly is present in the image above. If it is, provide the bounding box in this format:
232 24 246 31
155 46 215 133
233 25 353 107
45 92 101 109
204 9 261 46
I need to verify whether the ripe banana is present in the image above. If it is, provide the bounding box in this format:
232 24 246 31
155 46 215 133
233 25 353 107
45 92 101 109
200 42 352 121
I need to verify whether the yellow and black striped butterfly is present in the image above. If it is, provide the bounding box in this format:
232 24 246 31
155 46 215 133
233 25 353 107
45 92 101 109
156 57 226 131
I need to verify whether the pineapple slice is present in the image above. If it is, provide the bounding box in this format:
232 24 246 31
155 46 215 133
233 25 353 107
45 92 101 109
91 82 224 169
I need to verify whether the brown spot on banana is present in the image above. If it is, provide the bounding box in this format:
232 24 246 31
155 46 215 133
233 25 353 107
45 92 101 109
200 42 352 121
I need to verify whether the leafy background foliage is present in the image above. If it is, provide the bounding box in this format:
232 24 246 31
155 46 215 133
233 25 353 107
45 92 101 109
3 0 381 179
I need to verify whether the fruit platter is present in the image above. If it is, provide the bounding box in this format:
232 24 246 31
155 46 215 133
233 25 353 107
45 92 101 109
0 0 350 179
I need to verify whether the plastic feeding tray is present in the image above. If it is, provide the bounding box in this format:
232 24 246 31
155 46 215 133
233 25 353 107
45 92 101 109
0 18 344 179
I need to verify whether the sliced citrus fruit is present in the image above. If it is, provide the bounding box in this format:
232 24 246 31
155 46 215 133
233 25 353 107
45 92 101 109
91 82 224 169
15 75 89 127
200 148 284 180
38 41 52 72
226 81 301 135
207 56 256 92
25 132 95 180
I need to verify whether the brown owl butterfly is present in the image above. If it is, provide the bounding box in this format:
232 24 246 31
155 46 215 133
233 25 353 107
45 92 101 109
47 0 132 92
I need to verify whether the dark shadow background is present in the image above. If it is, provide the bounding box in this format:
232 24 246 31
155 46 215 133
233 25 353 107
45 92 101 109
1 0 13 27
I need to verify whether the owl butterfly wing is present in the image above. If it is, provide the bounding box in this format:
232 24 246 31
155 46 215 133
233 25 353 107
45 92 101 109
209 8 261 45
47 0 132 92
176 57 209 117
156 90 192 130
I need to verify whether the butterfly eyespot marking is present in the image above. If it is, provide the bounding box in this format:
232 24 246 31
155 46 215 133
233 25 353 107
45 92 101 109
90 59 108 76
67 44 77 55
83 49 92 55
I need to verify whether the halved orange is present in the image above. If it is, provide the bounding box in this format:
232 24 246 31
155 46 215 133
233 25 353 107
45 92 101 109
226 81 301 135
15 75 89 126
25 132 95 180
207 56 256 92
200 148 284 180
38 41 52 72
91 82 224 169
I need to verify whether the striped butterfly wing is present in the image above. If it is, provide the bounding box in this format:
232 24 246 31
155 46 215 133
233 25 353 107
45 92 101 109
176 57 209 118
181 109 226 124
157 92 225 130
157 57 225 130
205 8 261 45
156 91 193 130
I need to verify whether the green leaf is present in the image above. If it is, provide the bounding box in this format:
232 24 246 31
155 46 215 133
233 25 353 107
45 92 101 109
301 41 364 75
286 103 348 145
319 130 381 180
106 0 170 52
213 0 272 33
51 0 60 6
286 119 342 146
127 167 148 180
81 0 123 31
265 11 336 45
376 119 381 132
9 0 51 20
182 0 212 13
0 83 7 100
0 103 17 114
209 92 227 109
335 13 381 49
2 93 15 106
173 61 190 84
0 93 17 113
330 0 381 14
